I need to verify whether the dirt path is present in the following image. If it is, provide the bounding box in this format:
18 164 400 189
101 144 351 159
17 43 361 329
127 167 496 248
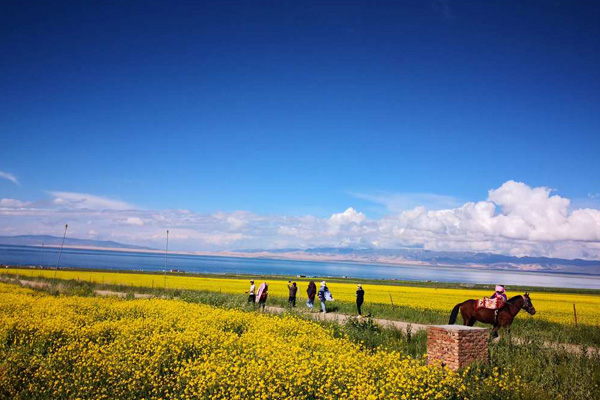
8 278 153 299
264 305 428 333
511 337 600 357
18 279 50 289
94 290 153 299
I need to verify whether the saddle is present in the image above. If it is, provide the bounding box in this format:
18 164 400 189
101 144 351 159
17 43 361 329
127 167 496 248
475 297 505 311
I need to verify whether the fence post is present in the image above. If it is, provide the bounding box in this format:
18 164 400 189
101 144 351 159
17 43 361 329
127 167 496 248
573 303 578 326
389 293 395 307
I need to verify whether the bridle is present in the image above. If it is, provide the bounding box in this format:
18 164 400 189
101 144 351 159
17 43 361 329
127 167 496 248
521 293 536 315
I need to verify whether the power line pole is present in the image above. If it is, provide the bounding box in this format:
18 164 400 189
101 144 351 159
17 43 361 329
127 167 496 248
164 229 169 288
55 224 68 278
165 229 169 270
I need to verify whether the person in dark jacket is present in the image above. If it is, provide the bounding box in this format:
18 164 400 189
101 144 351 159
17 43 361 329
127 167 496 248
306 281 317 310
245 279 256 304
288 281 298 307
356 284 365 316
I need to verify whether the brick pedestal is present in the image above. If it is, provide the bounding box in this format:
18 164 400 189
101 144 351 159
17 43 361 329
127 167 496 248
427 325 488 371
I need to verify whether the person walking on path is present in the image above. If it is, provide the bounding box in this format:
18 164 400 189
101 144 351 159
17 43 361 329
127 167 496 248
245 279 256 304
288 281 298 307
257 282 269 312
356 284 365 316
318 281 332 313
306 281 317 310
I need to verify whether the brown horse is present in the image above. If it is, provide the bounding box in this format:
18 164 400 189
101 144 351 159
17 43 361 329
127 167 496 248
448 293 536 337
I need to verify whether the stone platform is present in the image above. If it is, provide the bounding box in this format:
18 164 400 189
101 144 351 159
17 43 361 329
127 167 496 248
427 325 488 371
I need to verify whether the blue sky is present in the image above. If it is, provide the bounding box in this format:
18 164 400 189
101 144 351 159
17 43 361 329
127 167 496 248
1 1 600 256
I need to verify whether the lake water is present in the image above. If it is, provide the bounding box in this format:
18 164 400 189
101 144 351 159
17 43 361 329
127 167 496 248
2 244 600 289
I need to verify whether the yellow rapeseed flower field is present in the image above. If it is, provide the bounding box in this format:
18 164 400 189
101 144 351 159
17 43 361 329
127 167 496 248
2 267 599 326
0 282 523 399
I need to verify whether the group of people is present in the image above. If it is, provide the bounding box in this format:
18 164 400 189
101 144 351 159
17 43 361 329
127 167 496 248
246 279 366 315
245 279 508 317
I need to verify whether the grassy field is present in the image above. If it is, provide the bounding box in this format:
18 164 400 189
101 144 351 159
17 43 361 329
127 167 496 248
2 267 598 327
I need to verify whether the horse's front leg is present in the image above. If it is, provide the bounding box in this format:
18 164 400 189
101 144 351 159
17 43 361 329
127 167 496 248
491 324 500 339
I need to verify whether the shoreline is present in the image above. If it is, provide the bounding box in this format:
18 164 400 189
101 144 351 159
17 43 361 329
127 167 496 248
3 243 599 277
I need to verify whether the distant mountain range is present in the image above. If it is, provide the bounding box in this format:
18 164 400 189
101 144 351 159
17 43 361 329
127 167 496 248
232 247 600 274
1 235 599 275
300 247 600 267
0 235 155 251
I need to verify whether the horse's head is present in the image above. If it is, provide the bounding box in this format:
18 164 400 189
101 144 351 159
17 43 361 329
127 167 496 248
522 292 536 315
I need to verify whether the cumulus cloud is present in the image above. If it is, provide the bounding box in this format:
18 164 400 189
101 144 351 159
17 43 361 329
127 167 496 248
329 207 366 225
0 171 19 185
1 181 600 259
371 181 600 256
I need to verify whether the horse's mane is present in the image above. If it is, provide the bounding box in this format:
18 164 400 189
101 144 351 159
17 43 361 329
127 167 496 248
507 295 523 303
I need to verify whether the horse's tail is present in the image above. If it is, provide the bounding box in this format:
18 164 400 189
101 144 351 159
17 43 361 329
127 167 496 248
448 302 462 325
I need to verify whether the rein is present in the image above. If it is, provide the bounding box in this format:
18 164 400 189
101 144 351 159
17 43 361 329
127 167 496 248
503 295 524 317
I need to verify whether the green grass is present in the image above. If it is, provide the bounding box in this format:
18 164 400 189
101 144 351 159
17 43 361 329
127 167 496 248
485 334 600 400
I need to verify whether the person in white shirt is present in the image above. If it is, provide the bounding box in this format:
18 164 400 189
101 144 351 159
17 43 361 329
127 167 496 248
246 279 256 303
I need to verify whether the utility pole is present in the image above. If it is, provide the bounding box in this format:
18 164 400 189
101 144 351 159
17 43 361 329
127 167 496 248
164 230 169 288
55 224 68 278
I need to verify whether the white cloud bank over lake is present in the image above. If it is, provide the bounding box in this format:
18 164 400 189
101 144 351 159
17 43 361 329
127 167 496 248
1 181 600 259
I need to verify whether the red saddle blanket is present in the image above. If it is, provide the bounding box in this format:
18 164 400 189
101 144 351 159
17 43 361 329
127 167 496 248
476 297 505 311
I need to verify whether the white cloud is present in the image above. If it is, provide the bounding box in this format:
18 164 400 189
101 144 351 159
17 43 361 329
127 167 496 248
329 207 366 225
124 217 144 226
0 171 19 185
372 180 600 254
0 199 31 208
48 191 136 210
1 181 600 259
226 212 251 230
